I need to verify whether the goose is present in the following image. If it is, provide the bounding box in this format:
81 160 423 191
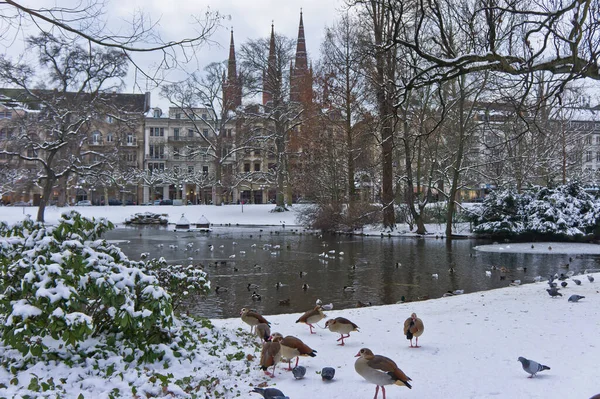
354 348 412 398
403 313 424 348
271 333 317 370
259 341 281 378
255 322 271 343
325 317 359 346
240 308 270 333
296 306 326 334
343 286 356 292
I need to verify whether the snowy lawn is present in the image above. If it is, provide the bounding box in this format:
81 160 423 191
0 274 597 398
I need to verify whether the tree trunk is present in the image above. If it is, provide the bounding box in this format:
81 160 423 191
37 176 55 223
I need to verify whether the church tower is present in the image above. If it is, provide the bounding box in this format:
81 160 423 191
223 30 242 113
262 24 280 106
290 11 313 107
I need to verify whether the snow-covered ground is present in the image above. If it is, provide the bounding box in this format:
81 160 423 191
0 275 598 398
0 204 472 236
1 205 598 398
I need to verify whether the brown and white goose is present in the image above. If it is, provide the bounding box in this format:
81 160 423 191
325 317 359 346
271 332 317 370
255 322 271 343
240 307 270 333
403 312 424 348
354 348 412 399
259 341 282 378
295 306 326 334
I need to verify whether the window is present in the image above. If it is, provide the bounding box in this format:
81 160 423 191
106 133 114 143
244 163 251 172
173 147 181 160
149 144 165 159
27 148 37 157
226 128 233 138
596 152 600 162
254 163 261 171
203 128 209 136
585 136 592 145
188 165 194 173
153 109 161 118
175 113 181 119
268 163 276 170
91 131 102 144
586 151 593 162
106 115 114 124
0 111 12 119
149 127 164 137
203 166 209 175
254 149 261 156
0 128 12 139
148 162 164 173
126 152 137 162
173 128 180 139
126 133 136 145
188 129 194 137
201 113 207 120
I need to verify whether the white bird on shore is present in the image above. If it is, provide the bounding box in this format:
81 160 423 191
432 274 439 279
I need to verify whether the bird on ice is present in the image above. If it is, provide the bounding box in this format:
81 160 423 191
292 365 306 379
517 356 550 378
588 275 595 283
568 294 585 302
259 341 282 378
271 333 317 370
255 322 271 342
404 313 424 348
572 278 582 285
355 348 412 398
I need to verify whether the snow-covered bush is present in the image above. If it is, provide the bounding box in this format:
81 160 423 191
471 183 600 239
0 211 209 362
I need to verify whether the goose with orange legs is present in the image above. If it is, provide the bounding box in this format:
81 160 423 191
325 317 359 346
240 307 270 334
295 306 326 334
403 312 424 348
271 332 317 370
355 348 412 399
259 341 282 378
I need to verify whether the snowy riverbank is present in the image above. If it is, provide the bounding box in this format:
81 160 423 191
0 274 598 398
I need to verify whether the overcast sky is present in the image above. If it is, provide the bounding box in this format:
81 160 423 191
0 0 346 108
115 0 347 107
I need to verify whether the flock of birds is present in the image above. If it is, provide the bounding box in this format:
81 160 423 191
242 305 425 399
544 272 593 302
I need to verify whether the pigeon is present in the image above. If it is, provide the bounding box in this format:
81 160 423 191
568 294 585 302
321 367 335 381
292 365 306 379
517 356 550 378
572 278 582 285
588 275 595 283
561 281 568 288
251 387 289 399
546 288 562 298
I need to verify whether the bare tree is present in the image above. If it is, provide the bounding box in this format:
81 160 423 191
0 33 129 221
0 1 223 89
239 30 303 210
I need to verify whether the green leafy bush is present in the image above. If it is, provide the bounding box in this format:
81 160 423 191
0 211 210 361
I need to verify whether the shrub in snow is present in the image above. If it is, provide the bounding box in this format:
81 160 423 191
0 211 210 361
472 183 600 239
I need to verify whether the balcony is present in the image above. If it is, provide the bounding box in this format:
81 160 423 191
167 135 203 143
145 154 166 160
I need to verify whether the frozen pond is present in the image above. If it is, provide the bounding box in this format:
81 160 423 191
104 225 600 318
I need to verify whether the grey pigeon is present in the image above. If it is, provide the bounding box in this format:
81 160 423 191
572 279 582 285
546 288 562 298
251 387 289 399
321 367 335 381
568 294 585 302
561 281 568 288
588 275 595 283
517 356 550 378
292 365 306 379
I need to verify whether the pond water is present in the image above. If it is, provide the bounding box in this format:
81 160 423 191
104 225 600 319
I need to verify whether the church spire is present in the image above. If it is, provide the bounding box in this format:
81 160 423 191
263 23 278 105
224 29 242 112
294 10 308 70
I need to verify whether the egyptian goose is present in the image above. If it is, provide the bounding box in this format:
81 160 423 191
325 317 359 346
354 348 412 398
255 322 271 343
295 306 326 334
260 341 281 378
403 313 424 348
271 333 317 370
240 307 270 333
